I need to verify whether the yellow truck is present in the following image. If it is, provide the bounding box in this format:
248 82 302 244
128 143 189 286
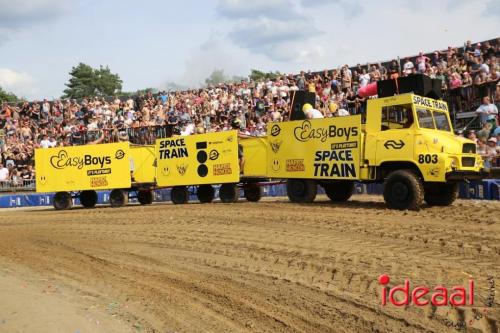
35 88 485 211
266 93 484 210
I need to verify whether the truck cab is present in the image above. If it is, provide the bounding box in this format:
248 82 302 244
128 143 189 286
266 83 485 210
357 93 483 209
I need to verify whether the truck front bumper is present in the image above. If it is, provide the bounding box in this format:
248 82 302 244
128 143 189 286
445 170 488 181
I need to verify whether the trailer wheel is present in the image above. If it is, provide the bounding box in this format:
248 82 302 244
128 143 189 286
53 191 72 210
171 186 188 204
383 170 423 211
219 183 239 203
424 183 458 206
137 190 154 205
244 183 262 202
197 185 214 203
109 189 128 208
323 181 354 202
286 179 317 203
80 190 98 208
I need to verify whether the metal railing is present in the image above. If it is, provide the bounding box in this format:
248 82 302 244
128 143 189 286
443 79 498 130
69 125 174 145
0 179 36 192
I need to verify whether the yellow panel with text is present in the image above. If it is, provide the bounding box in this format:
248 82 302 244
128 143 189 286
155 131 239 186
35 142 132 193
267 116 361 179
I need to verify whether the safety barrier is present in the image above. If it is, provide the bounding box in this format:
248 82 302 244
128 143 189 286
0 180 36 192
0 181 497 209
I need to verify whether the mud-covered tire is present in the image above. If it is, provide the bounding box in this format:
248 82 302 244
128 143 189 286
383 170 423 211
171 186 188 204
424 183 458 206
80 190 97 208
197 185 215 203
53 191 72 210
219 183 239 203
286 179 317 203
244 183 262 202
137 190 154 205
109 189 128 208
323 181 354 202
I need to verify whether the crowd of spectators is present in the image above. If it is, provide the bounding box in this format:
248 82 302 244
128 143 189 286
0 38 499 188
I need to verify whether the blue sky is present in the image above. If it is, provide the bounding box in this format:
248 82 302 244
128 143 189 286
0 0 498 99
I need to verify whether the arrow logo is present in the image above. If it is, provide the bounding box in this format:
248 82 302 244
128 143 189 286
384 140 405 150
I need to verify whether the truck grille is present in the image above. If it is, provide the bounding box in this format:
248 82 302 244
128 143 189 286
462 143 476 154
462 157 475 167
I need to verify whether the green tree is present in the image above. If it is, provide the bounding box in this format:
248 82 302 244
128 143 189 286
0 86 19 103
249 69 281 82
205 69 228 86
62 63 122 99
94 65 123 96
204 70 247 87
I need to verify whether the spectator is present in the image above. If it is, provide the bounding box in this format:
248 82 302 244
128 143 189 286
403 58 415 76
0 163 8 182
476 96 498 128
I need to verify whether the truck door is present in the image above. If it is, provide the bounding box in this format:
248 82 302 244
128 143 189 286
375 104 415 165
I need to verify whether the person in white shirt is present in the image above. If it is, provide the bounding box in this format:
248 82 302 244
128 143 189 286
359 69 371 88
303 103 324 119
40 135 51 148
337 108 350 116
0 163 9 181
403 58 415 75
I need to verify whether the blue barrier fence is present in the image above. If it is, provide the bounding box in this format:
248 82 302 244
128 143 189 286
0 181 498 209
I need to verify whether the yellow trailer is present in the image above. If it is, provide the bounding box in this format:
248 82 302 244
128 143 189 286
155 130 240 203
35 142 158 209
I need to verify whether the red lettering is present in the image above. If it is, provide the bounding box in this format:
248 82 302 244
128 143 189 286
469 280 474 305
412 286 429 306
431 286 448 306
389 280 409 306
450 287 466 306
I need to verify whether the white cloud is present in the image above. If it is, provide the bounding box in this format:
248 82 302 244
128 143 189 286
0 0 74 45
0 68 38 98
217 0 300 20
216 0 324 61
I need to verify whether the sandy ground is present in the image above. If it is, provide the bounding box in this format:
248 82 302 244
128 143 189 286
0 195 498 333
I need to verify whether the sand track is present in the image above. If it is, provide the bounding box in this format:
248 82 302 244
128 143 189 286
0 195 498 332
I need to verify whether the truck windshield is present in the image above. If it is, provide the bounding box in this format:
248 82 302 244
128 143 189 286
433 111 451 131
416 108 452 132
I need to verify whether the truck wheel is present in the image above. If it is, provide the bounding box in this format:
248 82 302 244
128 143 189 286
171 186 188 204
53 192 72 210
137 190 153 205
197 185 214 203
424 183 458 206
80 190 97 208
383 170 423 211
286 179 317 203
219 183 239 203
244 183 262 202
323 181 354 202
109 189 128 208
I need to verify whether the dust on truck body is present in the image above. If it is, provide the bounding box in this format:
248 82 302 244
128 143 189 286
269 93 484 210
